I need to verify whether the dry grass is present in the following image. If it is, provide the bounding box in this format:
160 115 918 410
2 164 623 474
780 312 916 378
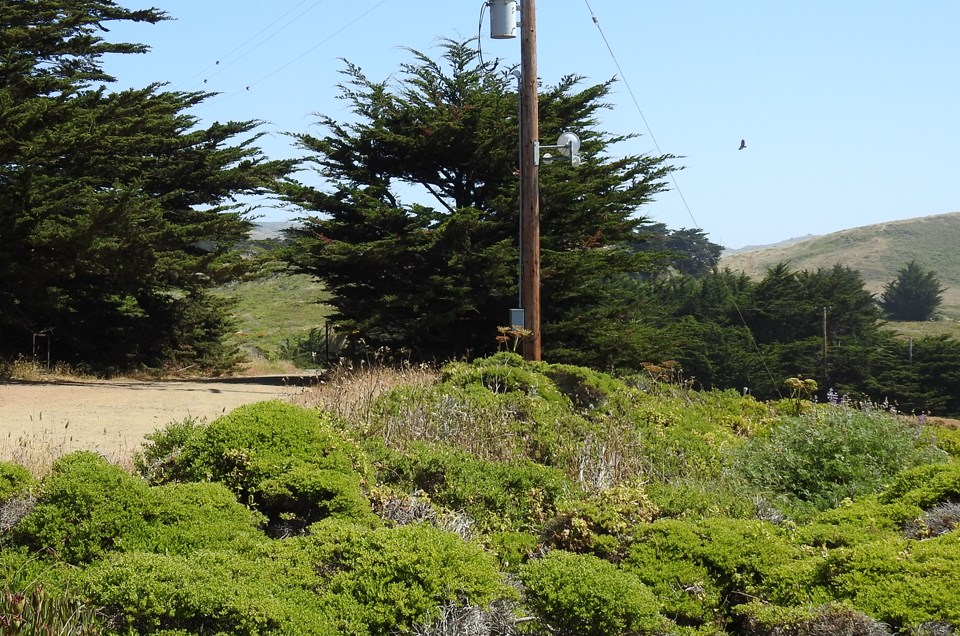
0 356 97 383
293 360 440 424
0 429 137 477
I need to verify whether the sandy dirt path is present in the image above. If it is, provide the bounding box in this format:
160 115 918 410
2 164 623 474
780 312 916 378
0 377 310 467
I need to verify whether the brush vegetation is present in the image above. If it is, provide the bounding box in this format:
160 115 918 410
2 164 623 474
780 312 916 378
2 354 959 635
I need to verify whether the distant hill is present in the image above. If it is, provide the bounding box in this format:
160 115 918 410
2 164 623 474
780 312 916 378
719 212 960 317
250 221 299 241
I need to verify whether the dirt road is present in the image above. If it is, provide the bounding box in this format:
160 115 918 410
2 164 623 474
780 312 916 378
0 377 312 467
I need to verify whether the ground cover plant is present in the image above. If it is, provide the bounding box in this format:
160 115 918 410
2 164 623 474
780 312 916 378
0 353 958 634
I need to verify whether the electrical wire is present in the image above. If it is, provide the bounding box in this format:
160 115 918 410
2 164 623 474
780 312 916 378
581 0 783 397
193 0 391 110
477 1 488 68
173 0 326 92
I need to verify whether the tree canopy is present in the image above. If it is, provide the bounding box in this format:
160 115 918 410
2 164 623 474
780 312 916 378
282 38 677 360
880 260 946 322
0 0 295 371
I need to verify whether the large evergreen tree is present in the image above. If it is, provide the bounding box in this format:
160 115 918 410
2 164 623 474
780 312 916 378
879 260 946 322
0 0 294 371
282 38 676 360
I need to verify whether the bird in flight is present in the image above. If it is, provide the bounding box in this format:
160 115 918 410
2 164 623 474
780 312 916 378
738 139 746 150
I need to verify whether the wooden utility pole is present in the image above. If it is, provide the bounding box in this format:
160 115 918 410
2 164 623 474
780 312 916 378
819 306 829 383
519 0 541 360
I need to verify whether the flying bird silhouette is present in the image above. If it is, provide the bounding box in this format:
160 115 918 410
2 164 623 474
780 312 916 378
738 139 746 150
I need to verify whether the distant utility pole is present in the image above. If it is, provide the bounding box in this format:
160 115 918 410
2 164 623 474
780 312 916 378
818 306 830 384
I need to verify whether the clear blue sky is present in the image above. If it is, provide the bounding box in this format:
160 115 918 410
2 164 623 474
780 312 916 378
101 1 960 249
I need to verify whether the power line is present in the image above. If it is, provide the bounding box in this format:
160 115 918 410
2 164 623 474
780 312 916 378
173 0 325 92
580 0 783 397
193 0 392 110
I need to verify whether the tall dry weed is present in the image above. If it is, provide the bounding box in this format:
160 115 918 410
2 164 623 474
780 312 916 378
294 360 439 425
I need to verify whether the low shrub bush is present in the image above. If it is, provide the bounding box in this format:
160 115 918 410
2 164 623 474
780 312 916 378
542 484 659 559
624 518 796 627
520 549 665 636
81 549 333 635
12 452 152 564
734 601 892 636
734 406 946 515
157 401 374 530
304 520 513 636
372 442 575 533
0 463 36 501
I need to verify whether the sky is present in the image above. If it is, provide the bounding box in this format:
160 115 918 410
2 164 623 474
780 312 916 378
100 1 960 249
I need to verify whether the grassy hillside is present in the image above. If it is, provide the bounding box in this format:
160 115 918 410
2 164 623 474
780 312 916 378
720 211 960 320
213 266 332 366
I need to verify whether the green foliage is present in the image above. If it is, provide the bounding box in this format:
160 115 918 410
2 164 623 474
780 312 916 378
282 38 677 361
134 416 207 484
487 530 540 572
161 401 373 530
371 442 574 533
80 549 334 636
541 485 659 559
0 1 295 372
784 534 960 630
877 461 960 509
794 496 920 549
0 584 106 636
734 601 892 636
123 482 266 555
520 550 665 636
10 452 266 564
734 406 947 515
881 260 946 321
624 518 796 627
0 463 36 501
305 520 512 636
12 452 152 564
643 481 756 520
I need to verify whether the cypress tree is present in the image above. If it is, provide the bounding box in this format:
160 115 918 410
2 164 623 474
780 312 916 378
0 1 295 371
282 38 676 360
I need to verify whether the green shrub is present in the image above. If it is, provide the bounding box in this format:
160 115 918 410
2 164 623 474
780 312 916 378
10 453 269 564
878 461 960 509
122 481 267 554
734 601 892 636
541 363 635 412
12 452 152 564
81 549 335 636
372 442 575 533
926 425 960 459
795 496 920 549
440 352 566 404
734 406 947 515
487 530 540 572
520 550 665 636
305 520 512 636
644 481 756 520
624 518 796 626
627 392 754 484
542 485 659 559
808 535 960 630
134 417 207 484
168 401 374 530
0 463 36 501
